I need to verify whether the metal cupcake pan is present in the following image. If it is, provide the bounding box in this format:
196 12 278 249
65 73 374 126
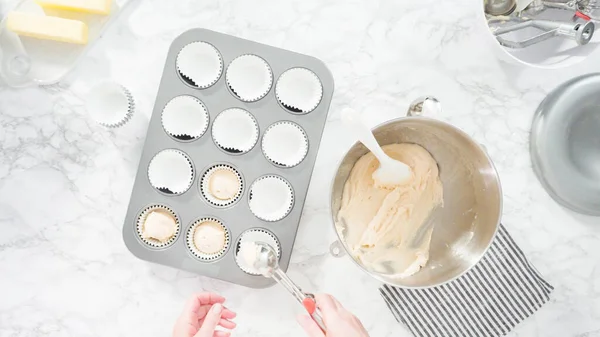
122 28 334 288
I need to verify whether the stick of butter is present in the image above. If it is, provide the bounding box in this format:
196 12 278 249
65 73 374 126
6 12 88 45
35 0 112 15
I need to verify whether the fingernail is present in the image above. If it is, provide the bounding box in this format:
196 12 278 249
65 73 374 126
212 303 223 314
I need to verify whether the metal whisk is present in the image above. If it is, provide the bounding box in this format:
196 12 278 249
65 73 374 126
541 0 600 20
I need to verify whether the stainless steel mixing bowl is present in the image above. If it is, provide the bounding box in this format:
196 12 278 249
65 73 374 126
531 73 600 216
329 107 502 288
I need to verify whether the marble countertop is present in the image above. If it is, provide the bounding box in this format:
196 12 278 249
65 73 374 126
1 0 600 336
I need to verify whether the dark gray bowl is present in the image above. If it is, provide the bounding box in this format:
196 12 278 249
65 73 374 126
531 73 600 216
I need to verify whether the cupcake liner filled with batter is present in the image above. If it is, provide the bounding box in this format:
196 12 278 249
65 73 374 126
136 204 180 248
161 95 209 141
262 121 309 167
248 175 294 222
176 41 223 89
235 228 281 275
147 149 195 195
212 108 259 154
200 164 244 207
275 68 323 114
226 54 272 102
186 217 230 261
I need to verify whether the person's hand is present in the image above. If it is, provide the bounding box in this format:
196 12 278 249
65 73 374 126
173 292 237 337
297 294 369 337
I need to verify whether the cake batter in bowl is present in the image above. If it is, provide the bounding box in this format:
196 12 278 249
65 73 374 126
330 101 502 288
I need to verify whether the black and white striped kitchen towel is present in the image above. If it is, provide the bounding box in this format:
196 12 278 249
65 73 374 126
380 225 553 337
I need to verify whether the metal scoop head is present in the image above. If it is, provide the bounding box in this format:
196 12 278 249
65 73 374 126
252 242 279 277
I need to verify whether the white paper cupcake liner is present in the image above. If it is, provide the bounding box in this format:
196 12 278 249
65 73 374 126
212 108 259 154
276 68 323 114
186 217 230 261
136 204 180 248
161 95 209 141
147 149 195 195
235 228 281 275
200 164 244 207
176 41 223 89
226 54 273 102
85 81 135 128
262 121 309 168
248 175 294 222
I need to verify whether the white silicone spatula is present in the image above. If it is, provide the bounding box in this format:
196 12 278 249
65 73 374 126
341 108 412 188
